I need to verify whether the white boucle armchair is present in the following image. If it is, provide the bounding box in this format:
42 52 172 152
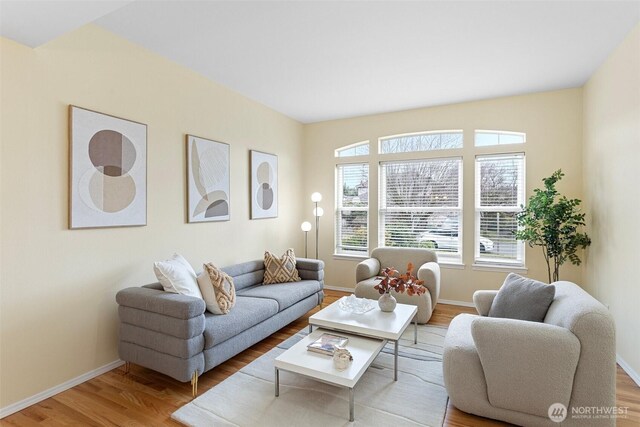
443 281 616 426
354 247 440 324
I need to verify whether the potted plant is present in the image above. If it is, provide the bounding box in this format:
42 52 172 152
515 170 591 283
374 263 426 312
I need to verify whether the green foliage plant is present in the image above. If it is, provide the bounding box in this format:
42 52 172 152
515 170 591 283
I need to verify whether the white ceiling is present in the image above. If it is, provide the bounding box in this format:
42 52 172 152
0 1 133 48
2 1 639 123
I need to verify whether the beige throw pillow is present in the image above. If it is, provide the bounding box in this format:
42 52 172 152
263 249 301 284
196 263 236 315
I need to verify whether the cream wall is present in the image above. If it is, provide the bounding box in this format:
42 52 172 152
583 23 640 380
0 26 304 408
303 89 584 302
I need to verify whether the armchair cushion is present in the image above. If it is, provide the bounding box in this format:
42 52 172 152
471 316 580 417
356 258 381 283
472 290 498 316
489 273 555 322
417 261 440 304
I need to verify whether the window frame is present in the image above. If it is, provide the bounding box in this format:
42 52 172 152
378 156 464 262
334 140 370 158
475 130 526 147
378 130 464 154
474 152 526 267
335 162 369 256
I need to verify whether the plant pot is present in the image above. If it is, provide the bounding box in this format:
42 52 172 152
378 292 397 312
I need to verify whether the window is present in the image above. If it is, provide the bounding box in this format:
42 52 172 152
335 141 370 157
335 163 369 255
379 158 463 260
380 130 463 154
475 154 525 265
475 130 526 147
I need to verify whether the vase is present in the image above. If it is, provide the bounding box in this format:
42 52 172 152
378 292 397 312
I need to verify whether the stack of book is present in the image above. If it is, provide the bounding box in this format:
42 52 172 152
307 333 349 356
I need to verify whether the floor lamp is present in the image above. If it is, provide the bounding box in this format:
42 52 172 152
311 192 323 259
300 221 311 258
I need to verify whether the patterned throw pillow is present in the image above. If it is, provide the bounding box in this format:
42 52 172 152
263 249 301 284
196 263 236 314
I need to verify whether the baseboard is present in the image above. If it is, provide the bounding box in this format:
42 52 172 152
617 354 640 387
0 359 124 419
439 298 475 308
323 285 355 293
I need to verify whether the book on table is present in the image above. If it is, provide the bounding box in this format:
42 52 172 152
307 333 349 356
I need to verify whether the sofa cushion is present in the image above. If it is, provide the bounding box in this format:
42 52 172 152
489 273 555 322
197 263 236 315
203 296 278 348
221 260 264 291
237 280 322 311
263 249 301 284
153 253 202 299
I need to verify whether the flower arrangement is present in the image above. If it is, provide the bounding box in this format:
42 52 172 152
374 263 426 296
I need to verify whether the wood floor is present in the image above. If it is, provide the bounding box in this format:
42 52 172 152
2 290 639 426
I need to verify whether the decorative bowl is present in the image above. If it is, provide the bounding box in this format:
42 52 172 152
338 295 375 314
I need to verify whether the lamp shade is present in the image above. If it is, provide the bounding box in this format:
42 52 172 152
311 192 323 202
301 221 312 232
313 207 324 217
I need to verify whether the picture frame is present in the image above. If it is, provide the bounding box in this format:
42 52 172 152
250 150 278 219
69 105 147 229
186 135 231 223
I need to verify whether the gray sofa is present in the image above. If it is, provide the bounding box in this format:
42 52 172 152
443 281 616 426
116 258 324 389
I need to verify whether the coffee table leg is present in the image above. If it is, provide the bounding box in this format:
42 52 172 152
394 340 399 381
275 367 279 397
308 324 312 333
349 388 355 421
414 320 418 344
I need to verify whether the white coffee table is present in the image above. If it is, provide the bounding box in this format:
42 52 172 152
308 297 418 381
274 328 385 421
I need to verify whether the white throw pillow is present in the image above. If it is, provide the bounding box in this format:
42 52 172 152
153 253 202 299
196 263 236 315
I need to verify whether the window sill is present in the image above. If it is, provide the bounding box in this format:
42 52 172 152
472 263 528 273
439 261 465 270
333 253 369 261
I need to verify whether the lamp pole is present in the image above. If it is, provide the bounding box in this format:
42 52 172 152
301 222 311 258
311 193 323 260
315 201 319 258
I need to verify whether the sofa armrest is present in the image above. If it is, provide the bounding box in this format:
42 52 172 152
356 258 381 283
471 316 580 418
116 287 205 319
295 258 324 271
472 290 498 316
296 258 325 282
417 262 440 305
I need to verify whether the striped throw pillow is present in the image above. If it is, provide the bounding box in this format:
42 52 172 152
263 249 301 284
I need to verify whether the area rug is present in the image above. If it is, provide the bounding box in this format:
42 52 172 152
172 324 448 426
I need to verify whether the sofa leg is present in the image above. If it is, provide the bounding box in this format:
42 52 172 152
191 371 199 397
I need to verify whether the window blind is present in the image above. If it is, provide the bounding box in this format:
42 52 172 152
475 153 525 264
379 158 462 258
335 163 369 254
